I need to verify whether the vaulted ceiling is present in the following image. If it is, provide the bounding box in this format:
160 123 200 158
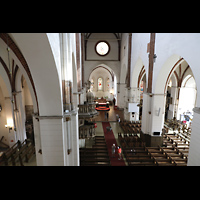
84 33 122 40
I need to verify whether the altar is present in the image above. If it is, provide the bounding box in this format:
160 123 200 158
95 98 110 111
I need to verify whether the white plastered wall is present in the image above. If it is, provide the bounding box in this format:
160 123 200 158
10 33 64 166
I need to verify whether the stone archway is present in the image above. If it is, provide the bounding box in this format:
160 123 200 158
148 55 197 139
88 64 117 102
10 33 63 116
8 33 64 166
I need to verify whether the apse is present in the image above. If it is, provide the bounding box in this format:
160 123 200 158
89 66 116 101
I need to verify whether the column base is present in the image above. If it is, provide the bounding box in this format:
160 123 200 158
140 131 163 147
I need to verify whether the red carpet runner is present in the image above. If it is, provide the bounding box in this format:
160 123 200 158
102 122 126 166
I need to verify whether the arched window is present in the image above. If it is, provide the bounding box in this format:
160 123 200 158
98 78 103 91
90 79 94 92
107 78 110 91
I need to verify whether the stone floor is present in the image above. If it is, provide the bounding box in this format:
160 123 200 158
94 105 124 122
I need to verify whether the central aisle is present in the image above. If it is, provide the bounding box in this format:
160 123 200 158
102 122 126 166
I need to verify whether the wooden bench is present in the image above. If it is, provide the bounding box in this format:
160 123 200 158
123 147 148 155
150 153 167 158
128 158 155 166
22 143 35 163
81 161 111 166
1 141 22 166
79 137 111 166
95 139 106 143
161 147 177 152
155 158 176 166
174 160 187 166
80 148 108 154
95 140 106 145
126 155 152 163
0 139 35 166
80 156 110 162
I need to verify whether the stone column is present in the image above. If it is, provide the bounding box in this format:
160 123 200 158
188 107 200 166
64 109 79 166
141 92 165 146
124 87 140 121
36 116 65 166
70 112 79 166
65 80 72 111
60 33 73 112
14 91 27 142
32 115 43 166
117 83 126 109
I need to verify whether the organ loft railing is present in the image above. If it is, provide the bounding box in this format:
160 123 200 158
78 104 96 114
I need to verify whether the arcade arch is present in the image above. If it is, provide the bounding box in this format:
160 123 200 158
0 33 64 166
88 65 117 101
177 75 196 123
151 55 197 137
0 72 13 147
163 58 197 122
10 33 63 116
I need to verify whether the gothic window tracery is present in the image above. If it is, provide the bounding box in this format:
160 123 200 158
98 77 103 91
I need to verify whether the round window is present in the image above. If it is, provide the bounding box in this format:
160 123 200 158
95 41 110 56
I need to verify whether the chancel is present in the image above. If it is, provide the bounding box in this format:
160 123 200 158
0 33 200 166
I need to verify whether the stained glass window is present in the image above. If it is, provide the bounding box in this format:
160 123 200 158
98 78 103 91
90 79 94 91
95 41 110 56
107 78 110 91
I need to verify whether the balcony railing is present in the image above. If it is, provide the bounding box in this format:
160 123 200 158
78 103 98 118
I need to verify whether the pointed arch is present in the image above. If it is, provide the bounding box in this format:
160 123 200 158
10 33 63 116
131 57 145 88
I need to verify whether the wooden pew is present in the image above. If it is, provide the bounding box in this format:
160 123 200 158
174 160 187 166
92 145 107 149
128 158 155 166
123 147 151 165
80 148 108 152
80 156 110 162
20 143 35 164
160 147 178 154
0 139 35 166
79 136 111 166
155 158 176 166
81 161 111 166
80 147 110 166
1 141 21 166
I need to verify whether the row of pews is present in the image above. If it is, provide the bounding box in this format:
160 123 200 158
119 121 141 135
118 132 188 166
163 133 190 148
0 139 35 166
118 133 145 149
163 132 189 159
123 146 187 166
79 136 111 166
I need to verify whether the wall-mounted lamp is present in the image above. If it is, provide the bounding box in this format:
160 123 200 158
153 54 157 63
5 124 12 133
5 119 13 133
148 53 157 63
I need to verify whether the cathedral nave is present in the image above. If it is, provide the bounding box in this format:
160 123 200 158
0 33 199 166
